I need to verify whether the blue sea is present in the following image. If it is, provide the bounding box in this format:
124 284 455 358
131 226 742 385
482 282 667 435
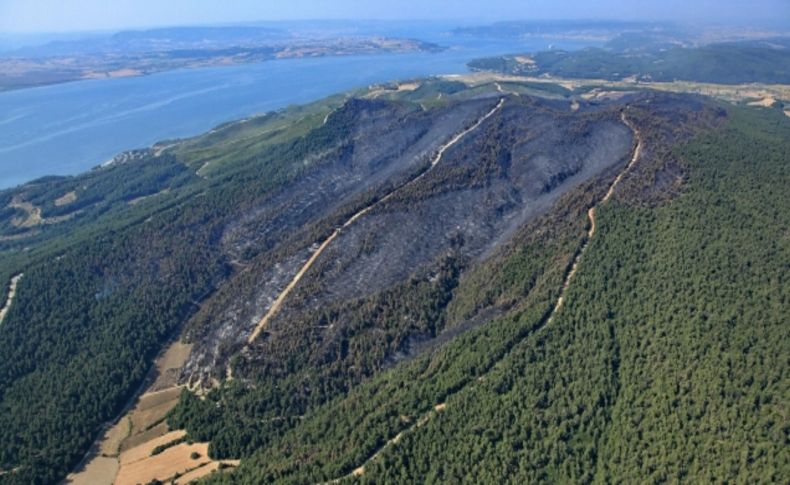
0 31 597 189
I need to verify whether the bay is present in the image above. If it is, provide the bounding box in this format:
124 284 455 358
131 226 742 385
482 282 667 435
0 34 595 189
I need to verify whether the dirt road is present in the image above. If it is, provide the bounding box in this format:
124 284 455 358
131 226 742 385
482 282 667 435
548 110 641 321
0 273 22 325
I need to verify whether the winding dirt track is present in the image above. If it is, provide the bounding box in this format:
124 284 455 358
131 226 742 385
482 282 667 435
321 109 643 483
246 98 505 344
0 273 22 325
548 111 642 322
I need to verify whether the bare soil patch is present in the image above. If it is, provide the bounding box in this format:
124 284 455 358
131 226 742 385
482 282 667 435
129 387 184 435
174 460 239 484
64 456 118 485
365 81 422 98
748 96 777 107
119 429 187 466
67 337 196 483
9 198 41 227
54 191 77 206
128 188 170 206
116 442 210 485
581 89 634 101
395 82 420 91
120 421 169 453
155 342 192 376
174 462 221 483
99 417 130 456
9 197 77 227
149 341 192 392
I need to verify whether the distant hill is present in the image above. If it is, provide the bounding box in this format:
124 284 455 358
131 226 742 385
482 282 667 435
453 20 669 39
0 27 442 91
2 26 288 58
469 39 790 84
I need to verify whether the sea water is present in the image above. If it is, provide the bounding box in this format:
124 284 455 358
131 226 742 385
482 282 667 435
0 32 596 189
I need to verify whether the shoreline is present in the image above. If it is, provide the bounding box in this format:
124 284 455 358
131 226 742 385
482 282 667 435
0 42 443 93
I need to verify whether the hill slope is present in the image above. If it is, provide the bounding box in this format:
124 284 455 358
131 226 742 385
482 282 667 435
170 93 788 483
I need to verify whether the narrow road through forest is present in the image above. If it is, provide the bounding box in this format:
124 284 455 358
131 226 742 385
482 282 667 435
321 109 643 483
548 110 642 322
0 273 22 325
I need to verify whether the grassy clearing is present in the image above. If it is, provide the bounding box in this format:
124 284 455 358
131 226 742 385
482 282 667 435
63 456 118 485
173 93 352 177
130 388 184 436
66 338 194 484
119 430 187 465
54 191 77 207
116 441 210 485
121 422 169 453
174 461 222 484
8 198 42 228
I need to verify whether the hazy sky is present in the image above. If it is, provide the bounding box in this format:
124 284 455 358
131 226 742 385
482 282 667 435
1 0 788 32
